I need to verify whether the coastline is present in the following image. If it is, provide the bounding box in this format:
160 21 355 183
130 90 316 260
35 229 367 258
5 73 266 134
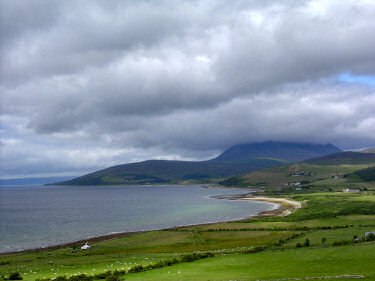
0 193 301 256
211 192 301 218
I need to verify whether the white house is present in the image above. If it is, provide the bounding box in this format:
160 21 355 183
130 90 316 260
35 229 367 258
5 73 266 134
342 188 360 193
81 242 91 250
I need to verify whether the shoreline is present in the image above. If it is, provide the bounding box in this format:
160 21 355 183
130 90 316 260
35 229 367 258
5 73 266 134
0 193 301 256
210 192 301 218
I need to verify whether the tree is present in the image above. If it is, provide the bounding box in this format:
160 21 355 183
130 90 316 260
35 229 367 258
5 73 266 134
321 237 327 245
304 238 310 247
8 272 22 280
367 233 375 242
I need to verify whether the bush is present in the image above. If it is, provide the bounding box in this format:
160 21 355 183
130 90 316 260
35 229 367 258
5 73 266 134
128 265 144 273
304 238 310 247
180 252 214 262
331 240 352 246
112 270 126 276
94 271 112 279
68 274 93 281
366 233 375 242
105 275 121 281
8 272 22 280
296 243 302 248
55 277 68 281
244 246 267 254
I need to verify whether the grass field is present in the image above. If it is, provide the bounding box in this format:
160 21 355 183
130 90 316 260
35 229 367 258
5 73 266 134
1 191 375 281
125 243 375 281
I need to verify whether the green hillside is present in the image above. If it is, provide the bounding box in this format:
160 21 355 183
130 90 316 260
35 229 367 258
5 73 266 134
54 142 340 186
54 158 288 186
351 166 375 182
221 152 375 192
360 147 375 153
305 151 375 165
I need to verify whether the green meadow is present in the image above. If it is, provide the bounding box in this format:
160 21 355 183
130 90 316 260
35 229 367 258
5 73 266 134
1 191 375 280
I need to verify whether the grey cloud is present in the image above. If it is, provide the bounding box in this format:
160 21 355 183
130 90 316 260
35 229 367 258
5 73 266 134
1 0 199 85
213 1 375 93
1 0 375 178
110 81 375 152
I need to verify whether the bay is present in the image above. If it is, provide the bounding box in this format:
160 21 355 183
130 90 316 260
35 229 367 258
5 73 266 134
0 185 275 253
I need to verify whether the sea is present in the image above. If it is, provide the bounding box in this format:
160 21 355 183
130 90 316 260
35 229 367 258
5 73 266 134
0 184 276 253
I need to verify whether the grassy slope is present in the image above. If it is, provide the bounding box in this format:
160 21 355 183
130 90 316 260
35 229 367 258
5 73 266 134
1 192 375 280
221 162 375 191
55 158 287 186
125 244 375 281
351 166 375 182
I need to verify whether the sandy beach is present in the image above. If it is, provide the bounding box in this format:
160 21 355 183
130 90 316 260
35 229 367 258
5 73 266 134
242 196 302 217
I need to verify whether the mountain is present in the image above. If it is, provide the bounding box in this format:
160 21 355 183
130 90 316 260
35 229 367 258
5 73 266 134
53 141 341 186
211 141 341 162
51 159 286 186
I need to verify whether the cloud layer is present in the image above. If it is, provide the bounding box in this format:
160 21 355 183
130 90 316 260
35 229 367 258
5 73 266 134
1 0 375 177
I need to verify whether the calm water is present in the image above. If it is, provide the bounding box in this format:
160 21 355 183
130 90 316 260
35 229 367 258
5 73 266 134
0 185 275 253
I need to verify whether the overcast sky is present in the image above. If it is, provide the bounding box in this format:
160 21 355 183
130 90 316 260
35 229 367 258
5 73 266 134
1 0 375 178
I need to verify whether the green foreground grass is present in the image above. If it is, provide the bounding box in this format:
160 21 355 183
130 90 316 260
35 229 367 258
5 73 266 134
1 192 375 280
125 243 375 281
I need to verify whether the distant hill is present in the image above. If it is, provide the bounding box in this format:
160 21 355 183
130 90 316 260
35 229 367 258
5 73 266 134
211 141 341 162
53 141 341 186
0 176 75 186
52 159 286 186
305 151 375 165
361 148 375 153
351 166 375 182
221 151 375 191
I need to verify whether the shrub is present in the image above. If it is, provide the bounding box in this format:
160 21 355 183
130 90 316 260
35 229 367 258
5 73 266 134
8 272 22 280
68 274 93 281
112 269 126 276
94 271 112 279
105 275 121 281
331 240 352 246
55 277 68 281
180 252 214 262
128 265 144 273
304 238 310 247
296 243 302 248
244 246 267 254
367 233 375 242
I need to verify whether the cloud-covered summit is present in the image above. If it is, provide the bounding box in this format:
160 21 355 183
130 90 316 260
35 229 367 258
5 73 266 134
1 0 375 178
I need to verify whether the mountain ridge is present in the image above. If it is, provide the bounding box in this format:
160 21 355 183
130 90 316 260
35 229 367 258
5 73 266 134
52 141 342 186
211 141 341 162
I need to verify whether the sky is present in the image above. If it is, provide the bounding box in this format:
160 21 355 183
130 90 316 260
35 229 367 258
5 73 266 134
1 0 375 179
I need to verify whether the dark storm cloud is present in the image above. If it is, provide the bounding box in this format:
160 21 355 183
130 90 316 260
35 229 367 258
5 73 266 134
1 0 375 177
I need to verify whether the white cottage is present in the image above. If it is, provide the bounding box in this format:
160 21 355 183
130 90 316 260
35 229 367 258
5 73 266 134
81 242 91 250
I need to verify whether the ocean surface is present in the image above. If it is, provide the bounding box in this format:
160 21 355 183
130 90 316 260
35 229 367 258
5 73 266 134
0 185 275 253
